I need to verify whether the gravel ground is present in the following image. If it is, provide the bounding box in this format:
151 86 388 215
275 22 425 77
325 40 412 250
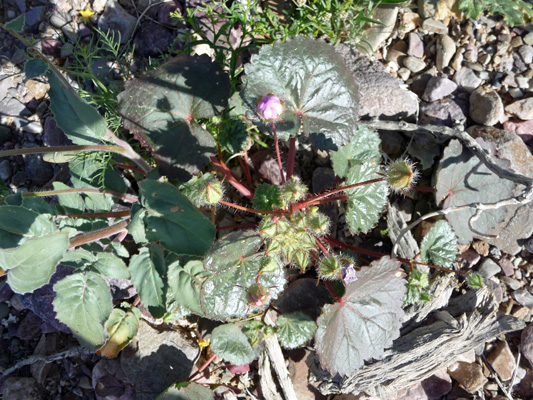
2 0 533 399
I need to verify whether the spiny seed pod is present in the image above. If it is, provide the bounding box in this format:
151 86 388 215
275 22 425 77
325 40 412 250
386 158 419 192
256 93 284 122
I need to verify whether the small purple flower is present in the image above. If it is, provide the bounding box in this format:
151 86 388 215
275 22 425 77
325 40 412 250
341 263 358 283
256 93 284 122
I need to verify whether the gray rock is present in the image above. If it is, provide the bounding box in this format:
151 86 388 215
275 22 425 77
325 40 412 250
336 44 419 121
121 320 199 400
0 97 27 116
23 144 54 186
403 55 427 73
359 6 399 53
422 18 448 35
422 76 457 102
522 323 533 368
98 0 137 44
454 67 482 92
463 43 478 63
24 6 45 29
407 32 424 58
92 359 134 400
487 340 516 382
417 0 439 19
0 160 12 181
519 45 533 64
448 361 487 393
513 290 533 309
436 34 456 71
49 12 71 29
468 126 533 254
469 87 504 126
43 117 72 147
501 276 521 290
478 258 501 278
524 32 533 46
22 121 43 135
11 170 27 187
505 98 533 120
419 97 467 126
421 369 452 399
1 377 44 400
133 21 174 57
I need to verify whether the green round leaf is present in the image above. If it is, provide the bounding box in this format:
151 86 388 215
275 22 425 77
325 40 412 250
3 233 69 294
53 272 113 351
241 37 359 150
211 323 261 366
138 180 216 256
315 257 406 376
117 55 230 181
420 220 458 268
276 312 316 349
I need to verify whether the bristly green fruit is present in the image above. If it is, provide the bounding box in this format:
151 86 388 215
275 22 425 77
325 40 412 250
386 158 419 193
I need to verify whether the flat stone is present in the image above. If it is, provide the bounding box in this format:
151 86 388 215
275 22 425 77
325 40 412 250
524 32 533 46
419 97 467 126
457 248 481 269
436 34 456 71
454 68 482 92
501 276 521 290
121 320 199 400
422 76 457 102
498 257 514 276
336 45 419 121
478 258 501 279
1 377 44 400
469 87 504 126
403 56 427 73
513 290 533 309
522 323 533 369
448 361 487 393
0 159 12 181
407 32 424 58
421 369 452 399
503 119 533 146
422 18 448 35
472 240 489 256
505 98 533 120
98 0 137 44
487 340 516 381
133 21 175 57
468 126 533 254
519 45 533 64
417 0 439 18
359 6 399 53
0 97 27 116
92 358 134 400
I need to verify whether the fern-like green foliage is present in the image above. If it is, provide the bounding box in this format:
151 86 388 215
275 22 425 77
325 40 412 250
458 0 533 26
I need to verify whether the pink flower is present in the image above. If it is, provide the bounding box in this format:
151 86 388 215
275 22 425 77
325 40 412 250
256 93 284 122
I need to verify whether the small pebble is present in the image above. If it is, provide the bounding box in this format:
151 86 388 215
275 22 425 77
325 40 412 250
422 18 448 35
505 97 533 120
403 56 426 73
519 44 533 64
469 86 504 126
524 31 533 46
436 34 456 71
407 32 424 58
478 258 501 279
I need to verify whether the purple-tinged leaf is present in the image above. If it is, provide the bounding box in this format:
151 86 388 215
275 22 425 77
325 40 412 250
315 257 406 376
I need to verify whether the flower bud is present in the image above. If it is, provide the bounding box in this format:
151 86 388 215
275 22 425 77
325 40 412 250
256 93 284 122
386 158 419 192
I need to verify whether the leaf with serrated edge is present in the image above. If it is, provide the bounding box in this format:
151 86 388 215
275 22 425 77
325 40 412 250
435 139 515 244
117 55 230 181
277 312 316 349
47 71 108 145
97 308 139 358
345 161 388 233
331 125 381 178
139 180 215 256
159 381 214 400
420 220 458 268
53 272 112 351
211 323 261 366
241 37 359 150
129 245 166 318
94 252 130 279
315 257 406 376
2 233 69 294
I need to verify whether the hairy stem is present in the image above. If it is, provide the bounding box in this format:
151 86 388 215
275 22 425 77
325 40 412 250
23 188 138 203
294 178 385 211
272 124 285 184
287 137 296 180
69 220 129 249
211 156 254 200
219 200 284 215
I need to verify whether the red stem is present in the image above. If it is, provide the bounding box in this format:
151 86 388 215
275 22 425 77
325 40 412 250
186 353 217 382
65 210 131 219
287 137 296 180
272 123 285 184
294 178 385 211
315 237 331 256
323 280 342 302
305 194 348 207
210 156 254 200
219 199 284 215
243 150 254 188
